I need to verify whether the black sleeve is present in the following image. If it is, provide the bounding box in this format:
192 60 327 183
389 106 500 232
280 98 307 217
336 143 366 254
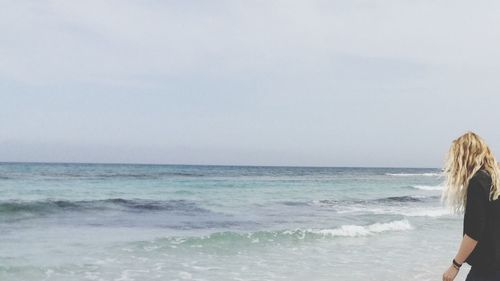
464 176 487 241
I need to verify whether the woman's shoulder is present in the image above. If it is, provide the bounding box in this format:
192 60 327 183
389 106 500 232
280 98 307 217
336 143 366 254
469 169 492 196
474 169 492 182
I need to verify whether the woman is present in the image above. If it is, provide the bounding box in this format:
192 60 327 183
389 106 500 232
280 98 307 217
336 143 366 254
441 132 500 281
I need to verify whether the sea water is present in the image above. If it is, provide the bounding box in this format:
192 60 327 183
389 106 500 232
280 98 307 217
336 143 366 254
0 163 470 281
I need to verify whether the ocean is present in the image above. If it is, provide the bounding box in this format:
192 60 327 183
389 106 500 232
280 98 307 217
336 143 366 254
0 163 471 281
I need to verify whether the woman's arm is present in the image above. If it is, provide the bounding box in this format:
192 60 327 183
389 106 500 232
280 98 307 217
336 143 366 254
454 234 478 265
442 234 478 281
443 176 486 281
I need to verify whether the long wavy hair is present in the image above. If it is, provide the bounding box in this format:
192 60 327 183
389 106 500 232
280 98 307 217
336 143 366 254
441 131 500 214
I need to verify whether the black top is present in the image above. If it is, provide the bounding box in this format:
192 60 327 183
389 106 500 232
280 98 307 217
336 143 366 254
463 169 500 271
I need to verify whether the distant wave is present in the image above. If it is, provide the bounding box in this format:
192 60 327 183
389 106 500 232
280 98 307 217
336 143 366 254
385 172 442 177
307 195 447 217
34 172 205 180
402 208 450 217
328 204 450 217
374 195 427 203
144 219 413 247
410 185 443 191
0 199 209 216
360 207 450 217
309 195 439 207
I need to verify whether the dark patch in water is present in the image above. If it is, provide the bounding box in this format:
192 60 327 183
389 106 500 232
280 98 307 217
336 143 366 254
375 196 423 203
281 201 311 206
0 199 210 217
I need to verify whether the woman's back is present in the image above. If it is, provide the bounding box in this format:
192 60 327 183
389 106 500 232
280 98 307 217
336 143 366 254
463 169 500 272
441 132 500 281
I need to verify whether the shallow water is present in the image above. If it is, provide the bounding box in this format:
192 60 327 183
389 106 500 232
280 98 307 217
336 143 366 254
0 163 471 280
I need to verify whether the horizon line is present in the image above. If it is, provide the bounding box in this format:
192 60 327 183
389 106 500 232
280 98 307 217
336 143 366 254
0 160 441 170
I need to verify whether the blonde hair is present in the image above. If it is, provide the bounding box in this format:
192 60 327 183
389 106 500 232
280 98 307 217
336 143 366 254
441 131 500 214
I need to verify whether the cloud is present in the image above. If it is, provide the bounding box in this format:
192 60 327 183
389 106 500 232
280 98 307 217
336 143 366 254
1 0 500 166
3 0 500 85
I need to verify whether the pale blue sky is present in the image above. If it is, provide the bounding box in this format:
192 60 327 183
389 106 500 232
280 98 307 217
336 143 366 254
1 0 500 167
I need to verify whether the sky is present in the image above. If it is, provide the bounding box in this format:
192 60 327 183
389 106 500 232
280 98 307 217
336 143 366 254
1 0 500 168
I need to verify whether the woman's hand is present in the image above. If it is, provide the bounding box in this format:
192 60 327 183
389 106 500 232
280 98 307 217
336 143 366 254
442 265 459 281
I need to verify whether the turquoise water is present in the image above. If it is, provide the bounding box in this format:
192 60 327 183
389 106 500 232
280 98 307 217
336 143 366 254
0 163 470 280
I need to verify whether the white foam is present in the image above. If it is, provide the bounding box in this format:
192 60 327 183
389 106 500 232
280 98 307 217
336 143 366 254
411 185 443 191
386 173 442 177
379 206 451 217
178 271 193 280
310 219 412 237
335 205 451 218
403 209 450 217
161 219 414 245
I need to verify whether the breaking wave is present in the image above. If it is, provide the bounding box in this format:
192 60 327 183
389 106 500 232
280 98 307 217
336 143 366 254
410 185 443 191
140 219 413 247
